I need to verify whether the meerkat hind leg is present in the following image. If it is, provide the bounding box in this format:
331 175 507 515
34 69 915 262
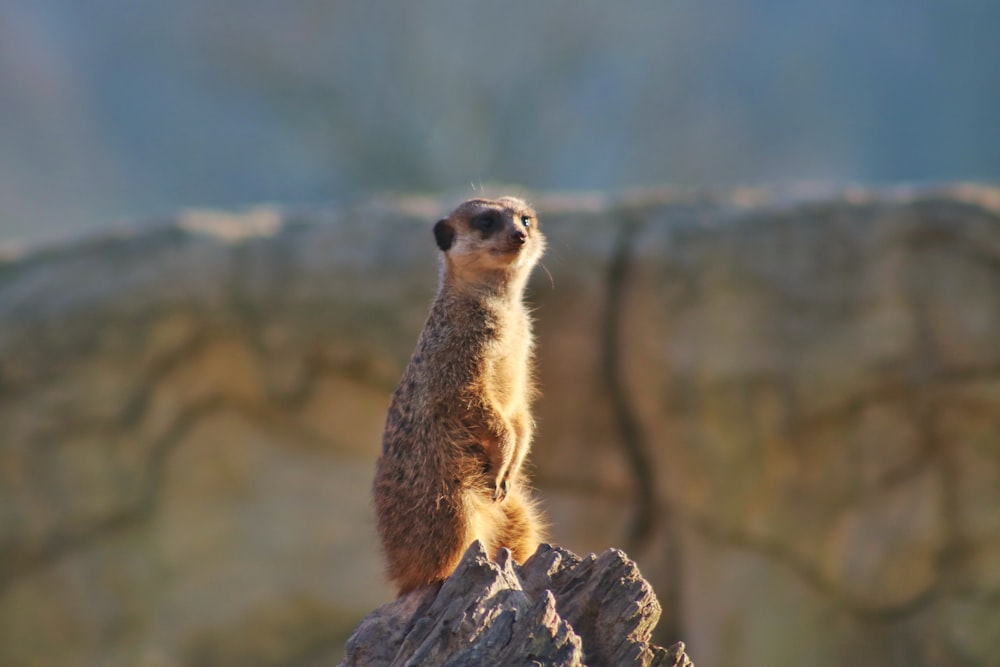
387 499 476 594
496 487 544 564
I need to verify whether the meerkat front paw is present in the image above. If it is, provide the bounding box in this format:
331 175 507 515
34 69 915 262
493 476 509 502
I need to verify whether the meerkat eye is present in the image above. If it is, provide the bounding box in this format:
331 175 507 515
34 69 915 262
521 216 532 228
472 213 498 232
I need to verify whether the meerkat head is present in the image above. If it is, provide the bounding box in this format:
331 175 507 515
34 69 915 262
432 197 545 289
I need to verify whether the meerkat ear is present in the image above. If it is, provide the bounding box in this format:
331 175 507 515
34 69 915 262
433 219 455 251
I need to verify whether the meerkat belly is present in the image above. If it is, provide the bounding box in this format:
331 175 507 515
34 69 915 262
485 333 530 406
482 340 533 483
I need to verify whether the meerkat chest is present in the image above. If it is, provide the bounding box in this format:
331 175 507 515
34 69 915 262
483 323 532 410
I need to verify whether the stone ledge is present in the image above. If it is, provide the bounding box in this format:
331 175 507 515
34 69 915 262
340 541 692 667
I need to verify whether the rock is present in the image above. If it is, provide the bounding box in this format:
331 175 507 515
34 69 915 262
1 186 999 667
340 542 691 667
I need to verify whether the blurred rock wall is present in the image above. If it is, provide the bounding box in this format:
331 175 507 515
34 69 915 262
1 187 998 667
6 2 1000 244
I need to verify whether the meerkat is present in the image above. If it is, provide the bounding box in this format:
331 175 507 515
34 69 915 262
373 196 547 595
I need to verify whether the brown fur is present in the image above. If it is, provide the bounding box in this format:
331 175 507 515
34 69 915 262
373 196 547 595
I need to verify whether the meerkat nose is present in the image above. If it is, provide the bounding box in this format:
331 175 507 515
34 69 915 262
511 229 527 245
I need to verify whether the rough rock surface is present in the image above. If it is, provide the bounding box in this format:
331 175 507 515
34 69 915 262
340 541 691 667
1 186 999 666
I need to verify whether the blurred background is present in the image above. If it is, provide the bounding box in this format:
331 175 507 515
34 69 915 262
2 0 999 246
2 3 1000 667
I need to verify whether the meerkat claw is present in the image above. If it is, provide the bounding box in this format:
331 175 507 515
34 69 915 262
494 478 509 502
